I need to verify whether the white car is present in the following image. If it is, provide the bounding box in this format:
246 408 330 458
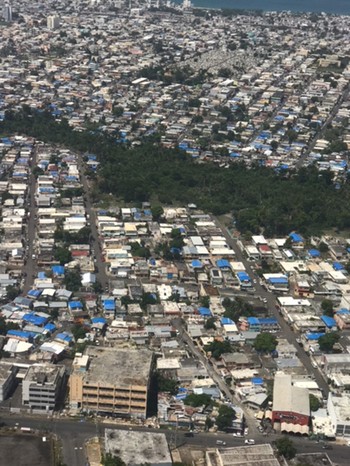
245 439 255 445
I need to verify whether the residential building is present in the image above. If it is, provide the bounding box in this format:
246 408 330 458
22 365 65 411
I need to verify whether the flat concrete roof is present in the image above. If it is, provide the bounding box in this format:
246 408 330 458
105 429 172 466
208 444 280 466
273 372 309 417
84 347 153 388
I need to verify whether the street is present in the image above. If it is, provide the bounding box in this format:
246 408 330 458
1 413 349 466
214 217 330 397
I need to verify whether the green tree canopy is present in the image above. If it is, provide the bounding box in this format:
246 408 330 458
216 405 236 431
102 454 126 466
63 269 82 292
253 333 278 353
274 437 297 460
309 394 320 412
318 332 340 352
54 247 72 265
184 393 212 407
321 299 334 317
204 340 233 360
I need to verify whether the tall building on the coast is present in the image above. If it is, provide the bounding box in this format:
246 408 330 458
3 2 12 22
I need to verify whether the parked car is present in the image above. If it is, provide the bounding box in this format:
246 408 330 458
245 439 255 445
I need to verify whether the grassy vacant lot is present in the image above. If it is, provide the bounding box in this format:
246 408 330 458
0 433 53 466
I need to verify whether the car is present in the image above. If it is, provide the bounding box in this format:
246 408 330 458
245 439 255 445
322 444 333 450
262 298 267 303
216 440 226 445
31 254 36 259
244 428 249 435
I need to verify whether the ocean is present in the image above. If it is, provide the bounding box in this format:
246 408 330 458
188 0 350 15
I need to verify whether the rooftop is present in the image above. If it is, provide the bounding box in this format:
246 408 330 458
104 430 172 466
207 444 280 466
83 347 153 388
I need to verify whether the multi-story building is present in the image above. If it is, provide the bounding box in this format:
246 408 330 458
69 347 154 419
0 364 18 401
272 373 310 434
47 15 60 30
22 365 65 412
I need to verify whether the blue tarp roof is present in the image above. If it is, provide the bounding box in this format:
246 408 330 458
44 323 56 332
247 317 259 325
23 314 48 326
103 299 115 310
56 332 73 342
52 265 65 275
308 249 320 257
198 307 212 317
289 232 303 243
7 329 34 339
91 317 107 324
216 259 230 268
27 289 42 298
321 315 336 327
251 377 264 385
268 277 288 284
221 317 234 325
68 301 83 310
237 271 251 282
333 262 345 271
38 272 46 279
305 332 325 341
191 260 203 268
337 308 350 314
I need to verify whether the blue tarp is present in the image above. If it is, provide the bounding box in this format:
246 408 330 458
308 249 320 258
237 271 251 282
337 308 350 315
7 329 35 340
268 277 288 284
27 289 42 298
216 259 230 269
68 301 83 310
23 314 48 326
305 332 325 341
52 265 65 275
321 315 336 328
91 317 107 324
191 260 203 269
289 232 303 243
38 272 46 279
221 317 234 325
333 262 344 271
251 377 264 385
56 332 73 342
198 307 212 317
103 299 115 311
44 323 56 332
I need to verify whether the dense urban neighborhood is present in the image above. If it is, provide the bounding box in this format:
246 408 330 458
2 2 350 466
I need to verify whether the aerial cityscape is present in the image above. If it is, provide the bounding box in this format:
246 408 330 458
1 1 350 466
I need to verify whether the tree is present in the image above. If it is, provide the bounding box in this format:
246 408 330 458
157 373 178 395
200 296 210 308
216 405 236 431
184 393 212 407
102 454 126 466
318 333 340 352
63 269 82 292
253 333 278 353
204 317 216 331
321 299 334 317
6 285 20 301
270 140 278 151
274 437 297 460
204 340 232 360
71 324 87 341
151 204 164 221
54 247 72 265
318 241 329 253
309 394 320 412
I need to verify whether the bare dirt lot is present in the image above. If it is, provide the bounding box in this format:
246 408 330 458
0 433 52 466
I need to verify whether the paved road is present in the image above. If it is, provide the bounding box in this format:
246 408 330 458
172 318 259 436
2 414 349 465
22 143 38 294
295 84 350 169
77 153 109 291
214 217 330 397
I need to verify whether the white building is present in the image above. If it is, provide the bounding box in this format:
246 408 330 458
47 15 60 30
